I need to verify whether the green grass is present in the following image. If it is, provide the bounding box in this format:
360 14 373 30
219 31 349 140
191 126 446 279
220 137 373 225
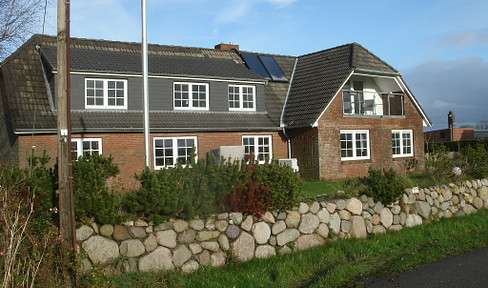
82 210 488 288
302 179 347 197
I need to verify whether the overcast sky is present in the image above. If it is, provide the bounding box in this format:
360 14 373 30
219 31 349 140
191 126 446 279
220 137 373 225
39 0 488 131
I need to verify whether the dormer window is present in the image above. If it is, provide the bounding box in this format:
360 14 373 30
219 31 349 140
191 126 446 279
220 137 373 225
229 85 256 111
85 79 127 109
174 82 209 110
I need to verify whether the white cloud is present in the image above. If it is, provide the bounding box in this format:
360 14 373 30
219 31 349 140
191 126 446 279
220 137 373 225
432 30 488 51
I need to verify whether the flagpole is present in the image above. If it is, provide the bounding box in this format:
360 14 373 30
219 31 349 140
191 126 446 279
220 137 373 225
142 0 150 168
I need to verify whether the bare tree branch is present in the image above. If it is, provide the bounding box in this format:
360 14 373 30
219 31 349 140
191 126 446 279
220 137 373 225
0 0 49 59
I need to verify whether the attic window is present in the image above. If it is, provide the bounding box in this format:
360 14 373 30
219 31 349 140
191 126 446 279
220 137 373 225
85 79 127 109
174 82 209 110
228 85 256 111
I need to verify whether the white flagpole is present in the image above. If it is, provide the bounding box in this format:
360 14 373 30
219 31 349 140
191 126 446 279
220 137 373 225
142 0 150 168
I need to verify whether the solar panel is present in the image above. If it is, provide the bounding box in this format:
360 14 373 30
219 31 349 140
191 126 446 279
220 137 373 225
240 53 271 80
258 55 288 82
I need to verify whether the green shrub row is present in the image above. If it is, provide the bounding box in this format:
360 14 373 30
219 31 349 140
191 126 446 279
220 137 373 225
122 158 305 223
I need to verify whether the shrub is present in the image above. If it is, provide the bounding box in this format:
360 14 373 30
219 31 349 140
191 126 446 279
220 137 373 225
226 162 271 217
457 143 488 179
253 161 304 211
72 154 121 224
362 168 407 205
425 145 455 183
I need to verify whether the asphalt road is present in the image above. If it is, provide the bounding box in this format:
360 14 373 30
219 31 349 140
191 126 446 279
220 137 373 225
363 246 488 288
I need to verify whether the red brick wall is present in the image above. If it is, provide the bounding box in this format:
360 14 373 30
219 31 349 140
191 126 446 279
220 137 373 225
310 91 425 180
424 128 474 143
288 128 319 179
18 131 288 191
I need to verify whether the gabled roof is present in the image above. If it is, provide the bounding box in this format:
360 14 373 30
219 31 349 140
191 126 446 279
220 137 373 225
0 34 296 134
281 43 431 127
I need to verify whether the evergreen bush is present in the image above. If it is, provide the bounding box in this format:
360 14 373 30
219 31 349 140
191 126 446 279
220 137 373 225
362 168 407 205
72 154 121 224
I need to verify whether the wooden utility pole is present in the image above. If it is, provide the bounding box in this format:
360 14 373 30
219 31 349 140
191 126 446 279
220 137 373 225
57 0 77 285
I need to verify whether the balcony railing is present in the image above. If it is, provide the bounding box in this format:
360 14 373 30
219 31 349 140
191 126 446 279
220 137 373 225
342 90 404 117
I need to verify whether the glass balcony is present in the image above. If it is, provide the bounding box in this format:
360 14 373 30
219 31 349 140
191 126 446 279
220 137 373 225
342 90 404 117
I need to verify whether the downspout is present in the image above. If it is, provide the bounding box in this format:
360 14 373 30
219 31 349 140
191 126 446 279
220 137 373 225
280 57 298 159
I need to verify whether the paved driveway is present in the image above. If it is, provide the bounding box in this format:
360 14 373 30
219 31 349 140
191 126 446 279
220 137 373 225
363 246 488 288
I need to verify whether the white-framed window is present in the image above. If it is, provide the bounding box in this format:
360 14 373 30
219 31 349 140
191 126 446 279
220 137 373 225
85 79 127 109
242 135 272 163
154 136 197 169
392 130 413 157
71 138 102 159
229 85 256 111
340 130 370 160
174 82 209 110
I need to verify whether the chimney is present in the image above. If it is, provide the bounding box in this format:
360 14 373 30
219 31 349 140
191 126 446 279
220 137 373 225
214 42 239 51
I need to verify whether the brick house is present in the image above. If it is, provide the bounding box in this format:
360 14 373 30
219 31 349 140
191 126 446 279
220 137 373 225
0 35 431 188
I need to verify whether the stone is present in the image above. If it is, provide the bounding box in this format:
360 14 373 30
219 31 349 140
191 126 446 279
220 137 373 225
326 203 337 213
123 221 134 227
272 221 287 235
139 247 174 272
370 214 380 225
463 204 477 215
479 187 488 199
431 191 438 199
452 195 460 205
79 257 92 273
217 213 229 220
298 202 310 214
339 210 351 220
189 219 205 231
113 225 130 241
182 260 200 273
276 212 287 220
362 211 372 220
129 227 146 238
205 218 216 230
82 235 119 265
380 208 393 229
276 229 300 246
329 212 341 234
135 219 149 227
173 220 189 233
359 194 369 203
393 215 400 225
391 205 401 215
309 202 320 214
440 202 450 211
215 220 229 232
335 199 346 210
269 235 277 246
349 216 367 238
345 198 363 215
76 225 94 242
196 250 210 266
389 225 402 231
226 225 240 240
255 245 276 258
146 226 153 233
229 212 243 225
473 197 484 209
196 231 220 242
278 246 292 255
172 245 192 268
189 243 202 254
218 234 230 251
418 189 426 201
120 239 145 258
366 221 374 234
99 224 114 237
144 234 158 252
426 195 434 205
414 201 431 219
316 223 329 239
210 252 226 267
261 211 276 223
241 215 253 231
89 223 98 235
253 222 271 244
296 235 324 251
373 202 384 214
317 209 330 223
232 231 255 262
154 222 173 231
372 225 386 234
406 214 423 227
177 229 196 244
201 241 220 252
285 211 301 228
156 229 177 248
341 220 351 233
298 214 320 234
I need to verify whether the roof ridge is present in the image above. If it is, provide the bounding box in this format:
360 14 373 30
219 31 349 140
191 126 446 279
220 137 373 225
350 42 398 72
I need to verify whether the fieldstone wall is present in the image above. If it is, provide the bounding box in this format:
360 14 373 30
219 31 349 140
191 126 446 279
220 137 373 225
76 178 488 273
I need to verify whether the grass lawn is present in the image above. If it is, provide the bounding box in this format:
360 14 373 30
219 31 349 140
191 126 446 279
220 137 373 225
302 179 347 198
82 209 488 288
